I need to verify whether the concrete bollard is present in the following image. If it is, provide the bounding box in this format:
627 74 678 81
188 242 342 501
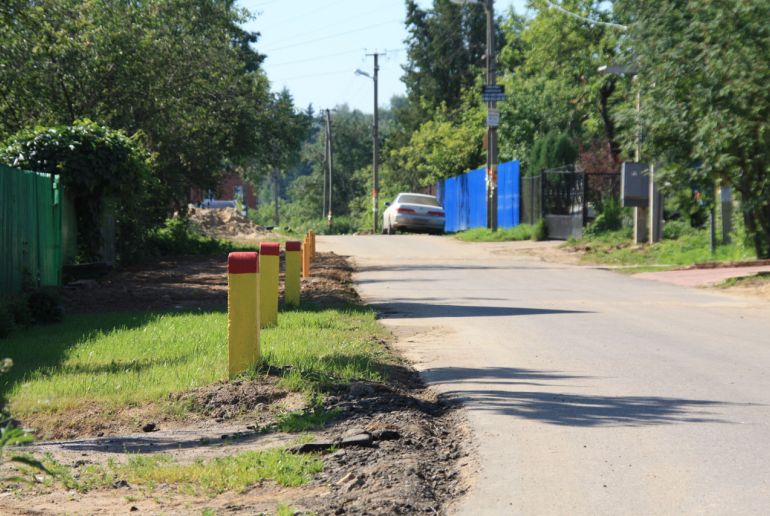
259 242 280 328
285 241 301 307
227 251 260 378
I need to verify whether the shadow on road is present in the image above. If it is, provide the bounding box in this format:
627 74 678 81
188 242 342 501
427 366 733 427
371 301 591 318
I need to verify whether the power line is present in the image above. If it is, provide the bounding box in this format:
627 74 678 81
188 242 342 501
267 49 360 68
544 1 627 31
263 19 402 53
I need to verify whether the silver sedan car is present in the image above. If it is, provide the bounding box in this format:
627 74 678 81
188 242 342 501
382 193 445 235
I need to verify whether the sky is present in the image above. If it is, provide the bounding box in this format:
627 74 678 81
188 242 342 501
239 0 529 114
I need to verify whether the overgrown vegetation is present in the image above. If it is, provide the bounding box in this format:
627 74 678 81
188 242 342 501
48 448 323 495
455 222 546 242
570 226 755 269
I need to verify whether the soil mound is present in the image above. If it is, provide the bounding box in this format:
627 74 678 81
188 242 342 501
188 207 266 241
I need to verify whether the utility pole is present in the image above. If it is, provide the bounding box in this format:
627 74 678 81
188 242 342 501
324 108 334 226
363 52 383 234
322 115 328 219
485 0 498 231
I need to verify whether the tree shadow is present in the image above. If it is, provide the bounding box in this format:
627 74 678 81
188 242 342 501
371 302 592 318
426 366 737 427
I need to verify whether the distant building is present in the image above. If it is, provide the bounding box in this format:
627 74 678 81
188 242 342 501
190 172 257 209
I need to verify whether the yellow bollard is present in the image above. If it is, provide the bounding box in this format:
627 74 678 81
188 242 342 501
302 238 311 278
285 241 301 307
227 251 260 378
259 242 280 328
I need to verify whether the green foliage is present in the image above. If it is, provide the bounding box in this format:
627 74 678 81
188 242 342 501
527 129 578 174
455 224 540 242
0 121 159 262
585 195 624 236
145 217 254 257
662 220 696 241
574 227 755 268
616 0 770 257
533 218 548 241
0 359 50 485
276 403 339 433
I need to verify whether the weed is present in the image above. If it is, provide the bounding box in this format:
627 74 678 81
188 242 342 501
455 224 539 242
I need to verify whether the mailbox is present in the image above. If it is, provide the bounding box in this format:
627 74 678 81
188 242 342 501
621 162 650 207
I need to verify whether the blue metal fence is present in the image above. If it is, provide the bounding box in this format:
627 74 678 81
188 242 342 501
437 160 520 232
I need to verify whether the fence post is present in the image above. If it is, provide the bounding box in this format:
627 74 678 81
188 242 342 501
259 242 280 328
539 170 546 220
227 251 260 378
284 241 301 307
582 172 588 227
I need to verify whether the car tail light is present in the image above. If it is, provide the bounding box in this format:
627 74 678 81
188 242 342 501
397 207 415 214
427 211 445 217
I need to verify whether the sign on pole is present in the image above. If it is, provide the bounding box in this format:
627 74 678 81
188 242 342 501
481 84 506 102
486 108 500 127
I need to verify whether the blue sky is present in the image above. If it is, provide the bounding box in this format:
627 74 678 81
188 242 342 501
239 0 528 113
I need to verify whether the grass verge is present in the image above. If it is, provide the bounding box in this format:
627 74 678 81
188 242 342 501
1 304 389 435
569 228 755 269
454 222 544 242
49 448 323 495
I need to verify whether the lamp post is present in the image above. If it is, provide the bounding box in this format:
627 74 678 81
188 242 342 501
451 0 498 230
598 64 661 244
356 55 381 234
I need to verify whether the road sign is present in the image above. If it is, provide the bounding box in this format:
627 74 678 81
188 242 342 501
481 84 506 102
487 108 500 127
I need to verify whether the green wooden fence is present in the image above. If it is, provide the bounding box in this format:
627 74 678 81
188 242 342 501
0 165 62 294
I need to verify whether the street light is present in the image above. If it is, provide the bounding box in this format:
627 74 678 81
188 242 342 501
598 63 661 244
355 55 381 234
451 0 498 230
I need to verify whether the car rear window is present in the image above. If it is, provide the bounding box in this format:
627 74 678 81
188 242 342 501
397 195 441 207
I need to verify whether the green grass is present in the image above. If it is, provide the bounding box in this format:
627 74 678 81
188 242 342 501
1 305 389 423
571 228 755 269
49 448 322 495
455 223 540 242
716 271 770 289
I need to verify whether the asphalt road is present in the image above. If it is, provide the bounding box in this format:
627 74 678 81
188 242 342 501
319 234 770 515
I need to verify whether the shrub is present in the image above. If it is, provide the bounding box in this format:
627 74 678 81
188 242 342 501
532 219 548 241
586 195 624 236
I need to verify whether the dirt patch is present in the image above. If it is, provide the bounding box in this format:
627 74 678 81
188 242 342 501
188 207 271 243
716 273 770 301
172 377 291 420
60 254 229 313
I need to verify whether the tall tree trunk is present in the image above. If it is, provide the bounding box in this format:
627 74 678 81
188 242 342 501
598 78 621 165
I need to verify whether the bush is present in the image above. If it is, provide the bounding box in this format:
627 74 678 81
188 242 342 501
532 218 548 241
146 217 233 256
27 288 63 324
586 195 624 236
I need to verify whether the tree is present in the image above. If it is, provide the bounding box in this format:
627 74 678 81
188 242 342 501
497 1 623 164
616 0 770 257
0 0 271 205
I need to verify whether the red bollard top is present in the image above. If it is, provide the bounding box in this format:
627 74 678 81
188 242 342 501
259 242 280 256
285 241 302 252
228 252 259 274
